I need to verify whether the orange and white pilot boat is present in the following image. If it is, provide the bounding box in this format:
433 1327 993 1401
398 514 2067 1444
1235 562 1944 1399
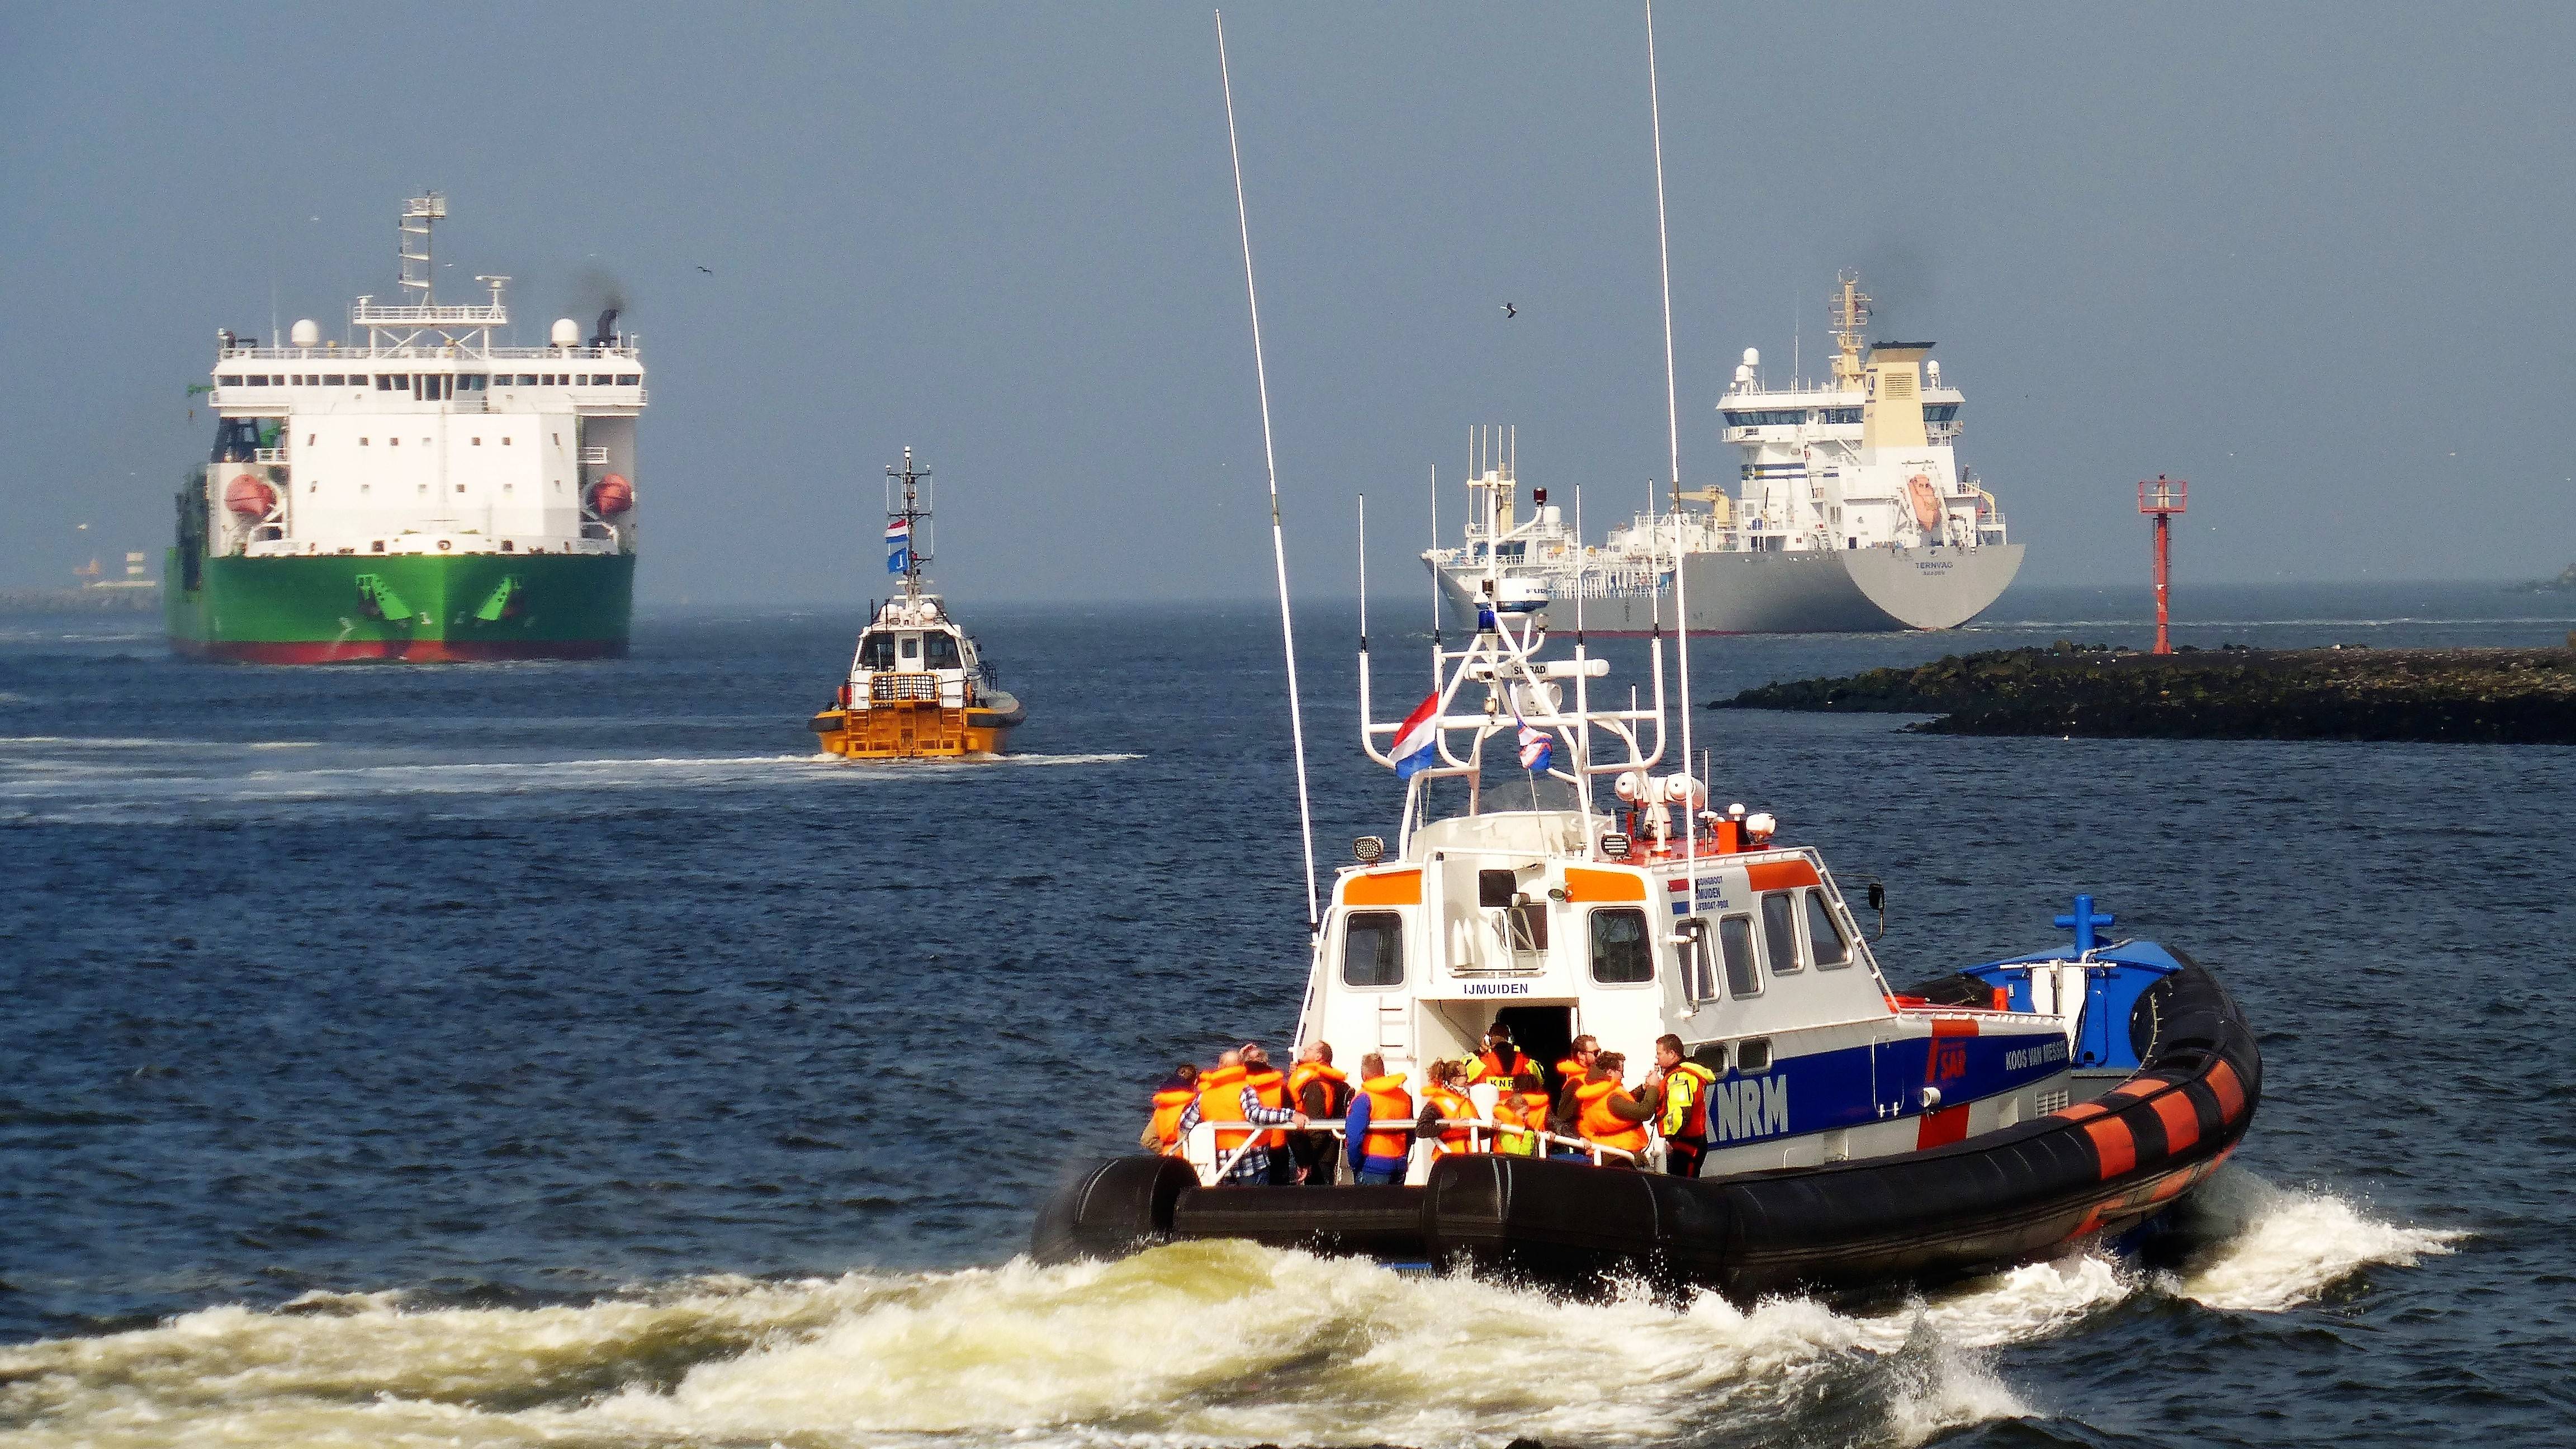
807 448 1024 760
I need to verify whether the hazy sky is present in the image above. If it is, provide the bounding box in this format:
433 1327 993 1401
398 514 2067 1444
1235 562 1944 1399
6 3 2573 602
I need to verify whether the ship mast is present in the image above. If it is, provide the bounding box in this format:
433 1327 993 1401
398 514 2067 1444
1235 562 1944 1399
1830 268 1871 391
887 447 931 600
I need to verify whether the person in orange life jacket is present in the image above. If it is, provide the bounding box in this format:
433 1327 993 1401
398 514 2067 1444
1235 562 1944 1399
1469 1021 1537 1087
1649 1033 1718 1178
1287 1041 1352 1185
1492 1068 1552 1156
1343 1052 1417 1185
1176 1047 1308 1185
1415 1059 1479 1153
1574 1051 1656 1167
1546 1036 1603 1159
1239 1043 1301 1185
1139 1062 1200 1154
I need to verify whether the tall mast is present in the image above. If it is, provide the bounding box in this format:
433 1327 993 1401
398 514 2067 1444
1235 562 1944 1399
887 447 931 600
399 193 444 306
1646 0 1702 901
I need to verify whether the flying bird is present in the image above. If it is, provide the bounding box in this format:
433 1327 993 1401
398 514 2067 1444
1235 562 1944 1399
696 265 714 274
1502 302 1517 319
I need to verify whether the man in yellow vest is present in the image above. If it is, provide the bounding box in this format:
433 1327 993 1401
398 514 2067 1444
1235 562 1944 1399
1648 1033 1718 1177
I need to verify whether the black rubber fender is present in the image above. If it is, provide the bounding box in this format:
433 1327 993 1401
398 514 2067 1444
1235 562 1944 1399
1029 1154 1196 1265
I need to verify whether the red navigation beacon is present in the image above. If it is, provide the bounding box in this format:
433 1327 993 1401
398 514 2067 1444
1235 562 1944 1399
2138 475 2188 655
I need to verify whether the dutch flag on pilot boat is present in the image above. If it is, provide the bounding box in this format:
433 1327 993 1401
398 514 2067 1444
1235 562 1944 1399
1391 692 1441 780
1514 710 1554 773
884 517 912 575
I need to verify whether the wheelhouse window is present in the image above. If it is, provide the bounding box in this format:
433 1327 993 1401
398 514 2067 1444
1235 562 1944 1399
1342 911 1404 988
616 373 640 385
1760 893 1803 975
1589 908 1653 984
1718 915 1761 997
857 634 894 669
922 633 962 669
1804 890 1852 968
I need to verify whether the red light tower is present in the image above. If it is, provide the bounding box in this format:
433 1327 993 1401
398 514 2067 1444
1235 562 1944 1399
2138 475 2188 655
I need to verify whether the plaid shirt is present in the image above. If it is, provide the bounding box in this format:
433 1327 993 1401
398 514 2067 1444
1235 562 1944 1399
1176 1084 1300 1183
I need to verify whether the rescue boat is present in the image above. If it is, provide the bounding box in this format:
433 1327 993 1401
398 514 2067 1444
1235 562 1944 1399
1033 542 2259 1300
807 449 1025 760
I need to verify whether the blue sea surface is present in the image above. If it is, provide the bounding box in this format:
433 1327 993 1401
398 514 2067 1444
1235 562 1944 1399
1 581 2569 1446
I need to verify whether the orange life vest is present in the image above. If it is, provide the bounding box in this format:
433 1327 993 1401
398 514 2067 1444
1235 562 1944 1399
1552 1055 1587 1090
1148 1087 1195 1153
1287 1061 1349 1120
1575 1078 1650 1156
1472 1047 1535 1085
1243 1067 1291 1149
1358 1073 1414 1162
1196 1063 1253 1153
1426 1083 1477 1151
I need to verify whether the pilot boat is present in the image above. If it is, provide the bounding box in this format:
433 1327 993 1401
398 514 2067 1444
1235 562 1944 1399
807 449 1024 759
1033 534 2258 1300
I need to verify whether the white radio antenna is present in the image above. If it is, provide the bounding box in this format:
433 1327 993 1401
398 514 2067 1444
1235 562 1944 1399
1646 0 1701 895
1217 11 1320 935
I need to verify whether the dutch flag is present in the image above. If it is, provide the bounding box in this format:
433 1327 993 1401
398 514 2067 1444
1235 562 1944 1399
1515 712 1554 773
1391 692 1441 780
884 517 911 575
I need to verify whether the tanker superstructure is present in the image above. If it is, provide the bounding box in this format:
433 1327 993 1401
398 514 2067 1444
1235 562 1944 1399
168 193 640 662
1427 273 2023 634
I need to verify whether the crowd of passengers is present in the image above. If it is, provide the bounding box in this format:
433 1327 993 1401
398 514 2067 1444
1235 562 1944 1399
1141 1022 1720 1185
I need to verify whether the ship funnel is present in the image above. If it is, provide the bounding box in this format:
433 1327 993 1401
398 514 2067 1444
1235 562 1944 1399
589 308 619 348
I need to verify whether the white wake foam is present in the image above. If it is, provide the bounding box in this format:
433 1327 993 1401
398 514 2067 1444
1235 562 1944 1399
0 1174 2459 1448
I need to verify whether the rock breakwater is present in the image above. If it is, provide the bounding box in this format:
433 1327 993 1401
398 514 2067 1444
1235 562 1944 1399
1720 642 2576 744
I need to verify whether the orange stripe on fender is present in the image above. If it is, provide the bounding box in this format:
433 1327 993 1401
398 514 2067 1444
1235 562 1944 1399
2051 1101 2111 1123
2204 1059 2247 1123
1562 867 1647 902
1343 870 1422 906
2149 1090 2201 1155
1744 859 1822 893
2082 1116 2138 1178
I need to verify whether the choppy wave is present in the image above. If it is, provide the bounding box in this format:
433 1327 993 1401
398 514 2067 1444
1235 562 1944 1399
0 1171 2454 1449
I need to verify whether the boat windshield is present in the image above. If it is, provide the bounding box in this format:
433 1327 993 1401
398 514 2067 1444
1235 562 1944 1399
923 633 962 670
858 634 894 670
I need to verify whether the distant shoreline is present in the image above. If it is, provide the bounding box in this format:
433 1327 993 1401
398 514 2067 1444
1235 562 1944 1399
0 586 161 615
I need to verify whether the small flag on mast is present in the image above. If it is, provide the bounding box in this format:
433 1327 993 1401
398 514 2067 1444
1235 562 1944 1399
884 517 912 575
1514 709 1554 773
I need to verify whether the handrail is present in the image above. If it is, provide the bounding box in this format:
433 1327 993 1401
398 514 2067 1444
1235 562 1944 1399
1186 1116 1649 1184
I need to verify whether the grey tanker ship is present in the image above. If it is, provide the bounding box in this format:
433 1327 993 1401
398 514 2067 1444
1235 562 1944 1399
1427 273 2023 634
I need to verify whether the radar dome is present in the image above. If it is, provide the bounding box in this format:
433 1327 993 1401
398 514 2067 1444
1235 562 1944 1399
1734 364 1753 384
550 318 580 346
288 319 320 347
1741 348 1759 367
1926 359 1942 382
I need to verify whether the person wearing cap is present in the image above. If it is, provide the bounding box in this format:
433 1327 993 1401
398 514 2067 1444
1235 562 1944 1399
1469 1022 1537 1087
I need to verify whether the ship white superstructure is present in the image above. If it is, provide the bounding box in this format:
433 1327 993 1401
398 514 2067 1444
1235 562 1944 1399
1427 273 2023 634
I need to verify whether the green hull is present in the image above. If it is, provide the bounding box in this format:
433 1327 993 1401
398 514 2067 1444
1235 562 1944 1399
165 551 634 662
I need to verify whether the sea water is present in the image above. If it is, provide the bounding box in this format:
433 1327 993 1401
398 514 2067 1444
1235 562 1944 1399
1 582 2568 1446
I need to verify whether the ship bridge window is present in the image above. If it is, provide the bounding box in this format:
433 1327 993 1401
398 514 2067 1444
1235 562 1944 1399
218 375 243 386
1718 915 1761 997
323 374 345 386
858 634 894 669
1803 890 1852 968
1759 893 1803 975
1343 911 1405 988
922 633 961 669
1922 403 1959 423
460 374 487 390
1722 408 1809 428
246 376 269 386
616 373 640 385
1821 408 1861 425
1590 907 1653 985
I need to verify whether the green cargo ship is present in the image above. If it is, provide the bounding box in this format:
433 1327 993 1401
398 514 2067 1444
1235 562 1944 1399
174 192 643 664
